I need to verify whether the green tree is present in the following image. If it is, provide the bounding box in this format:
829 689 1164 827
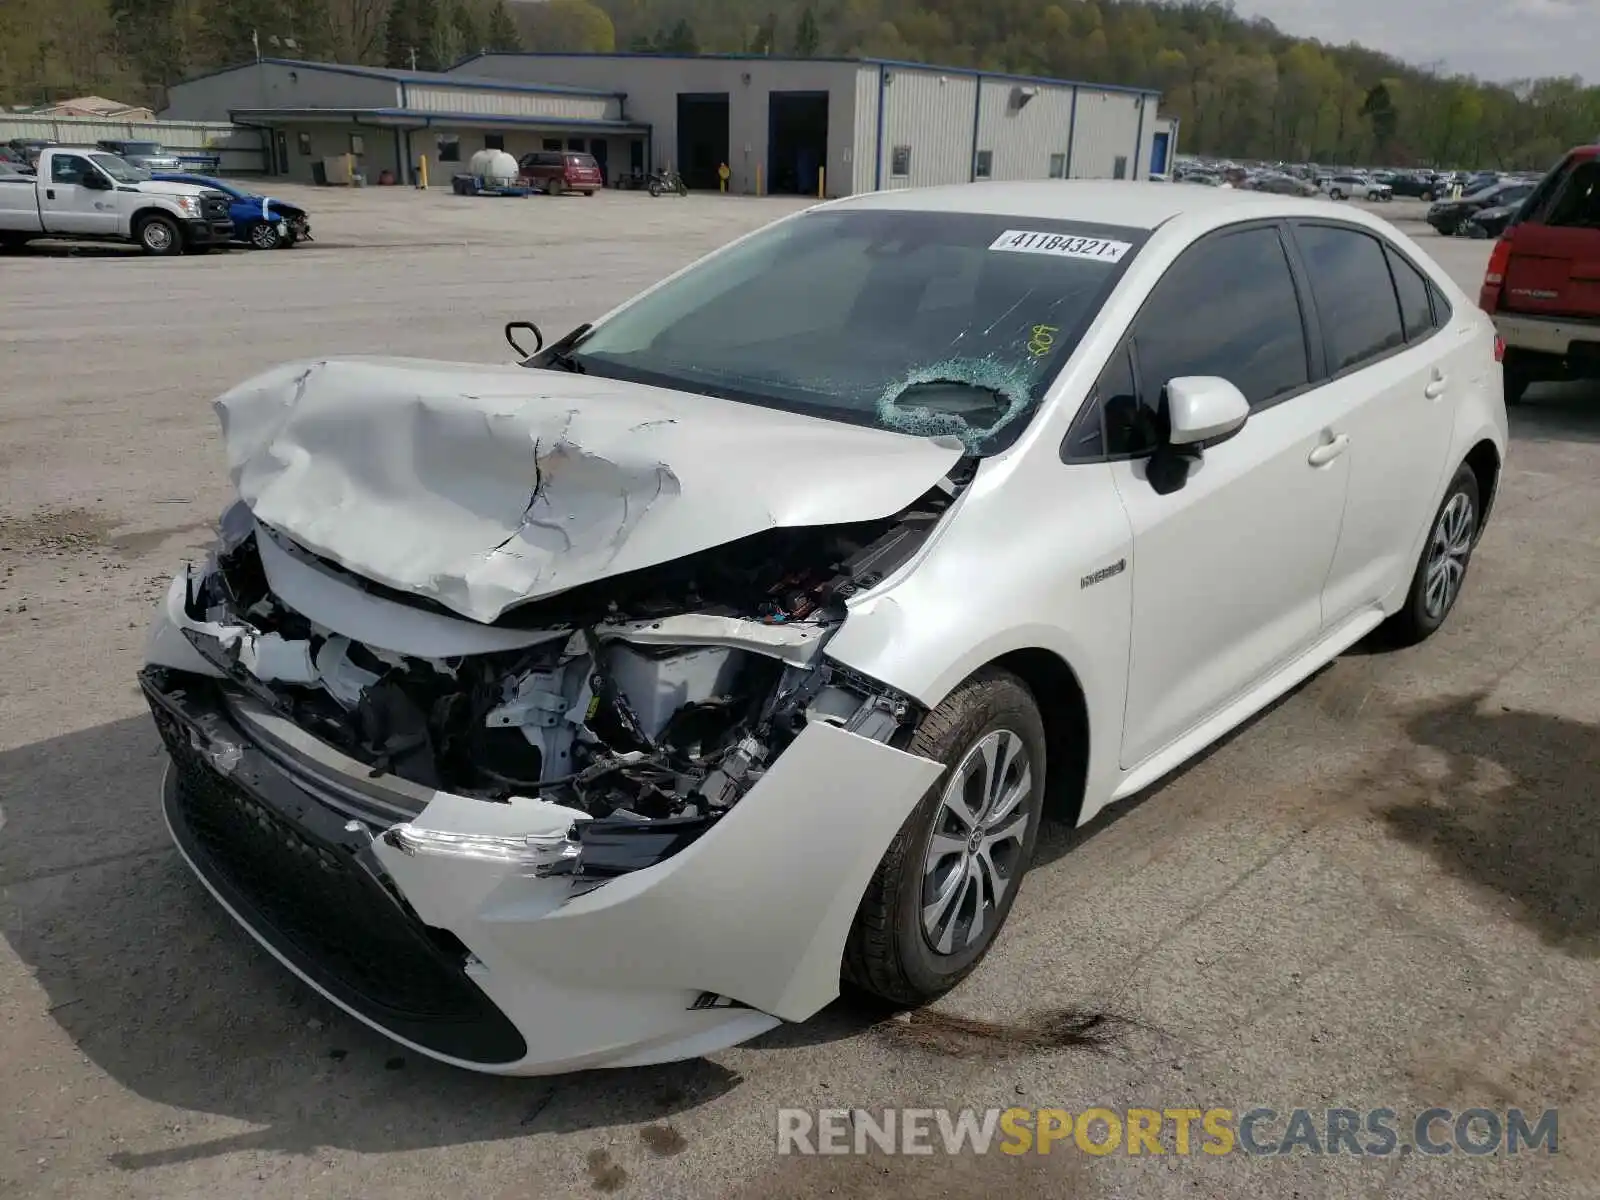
794 5 819 56
486 0 519 51
385 0 442 68
516 0 615 52
659 17 698 54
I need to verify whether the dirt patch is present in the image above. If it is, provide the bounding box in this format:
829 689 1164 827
584 1147 627 1192
876 1006 1131 1059
0 506 116 554
639 1122 688 1156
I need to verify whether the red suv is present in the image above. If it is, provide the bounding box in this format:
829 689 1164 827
517 151 603 196
1479 145 1600 403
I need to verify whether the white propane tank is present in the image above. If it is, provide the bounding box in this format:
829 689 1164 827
470 149 519 189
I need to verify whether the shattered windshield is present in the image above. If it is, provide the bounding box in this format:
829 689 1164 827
562 208 1145 453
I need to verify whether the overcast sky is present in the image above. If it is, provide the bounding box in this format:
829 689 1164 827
1233 0 1593 83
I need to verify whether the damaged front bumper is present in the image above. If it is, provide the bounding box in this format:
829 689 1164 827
142 654 942 1075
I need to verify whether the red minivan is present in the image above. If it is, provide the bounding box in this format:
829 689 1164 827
1479 145 1600 403
517 151 603 196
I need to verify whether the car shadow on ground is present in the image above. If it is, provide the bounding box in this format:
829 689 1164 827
0 715 740 1168
1511 384 1600 444
3 690 1594 1163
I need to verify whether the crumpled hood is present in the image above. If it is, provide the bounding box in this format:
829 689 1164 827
217 357 965 624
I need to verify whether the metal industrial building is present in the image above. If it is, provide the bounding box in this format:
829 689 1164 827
161 54 1175 195
160 59 649 185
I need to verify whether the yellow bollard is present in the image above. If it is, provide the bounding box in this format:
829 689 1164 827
346 153 354 185
419 154 429 189
818 166 825 199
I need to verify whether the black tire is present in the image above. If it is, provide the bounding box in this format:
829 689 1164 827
844 669 1048 1005
1503 361 1531 406
1331 189 1345 200
648 181 662 197
1422 190 1434 202
247 221 282 250
1382 464 1481 647
546 177 563 196
136 214 182 256
583 190 595 196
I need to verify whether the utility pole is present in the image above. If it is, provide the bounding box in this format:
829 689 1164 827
409 47 419 71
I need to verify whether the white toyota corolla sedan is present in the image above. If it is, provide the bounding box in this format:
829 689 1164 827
142 181 1506 1074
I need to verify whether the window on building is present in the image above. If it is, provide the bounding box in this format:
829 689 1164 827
296 131 312 157
1048 153 1066 179
1130 226 1309 426
1292 224 1407 372
349 133 365 156
436 134 460 163
1113 155 1128 180
890 145 911 177
543 138 562 151
974 150 993 179
484 133 505 151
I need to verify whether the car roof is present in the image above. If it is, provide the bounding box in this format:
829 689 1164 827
828 180 1363 232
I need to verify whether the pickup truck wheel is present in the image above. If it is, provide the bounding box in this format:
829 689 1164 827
1330 188 1345 200
136 214 181 256
248 221 283 250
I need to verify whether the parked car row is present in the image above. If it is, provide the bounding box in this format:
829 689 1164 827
1427 177 1537 237
0 146 310 256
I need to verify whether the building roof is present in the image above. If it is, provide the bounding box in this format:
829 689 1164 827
832 179 1338 229
173 58 625 100
228 107 647 133
451 51 1161 99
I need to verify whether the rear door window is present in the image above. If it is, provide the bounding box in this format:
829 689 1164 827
1129 224 1310 415
1292 224 1407 372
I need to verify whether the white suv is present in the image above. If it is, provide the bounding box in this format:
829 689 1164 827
142 182 1506 1075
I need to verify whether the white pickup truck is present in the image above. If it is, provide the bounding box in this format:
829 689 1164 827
0 146 234 255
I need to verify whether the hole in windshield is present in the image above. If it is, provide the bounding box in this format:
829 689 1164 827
557 209 1145 455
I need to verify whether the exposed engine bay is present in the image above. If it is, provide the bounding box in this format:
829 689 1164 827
173 465 973 878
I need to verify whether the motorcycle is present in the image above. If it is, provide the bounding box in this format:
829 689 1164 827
647 169 689 198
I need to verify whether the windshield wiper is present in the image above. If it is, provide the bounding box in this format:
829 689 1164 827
543 323 593 373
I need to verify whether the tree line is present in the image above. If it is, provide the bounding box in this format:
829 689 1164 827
2 0 1595 169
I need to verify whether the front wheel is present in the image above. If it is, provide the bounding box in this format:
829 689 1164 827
1382 465 1481 647
248 221 283 250
844 669 1047 1005
647 181 662 197
136 214 182 256
1331 189 1345 200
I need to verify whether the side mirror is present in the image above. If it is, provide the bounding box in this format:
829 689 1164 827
1166 376 1250 448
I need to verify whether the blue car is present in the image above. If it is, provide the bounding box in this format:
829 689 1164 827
151 173 311 250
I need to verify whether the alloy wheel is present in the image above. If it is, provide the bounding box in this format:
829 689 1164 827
1424 491 1475 620
920 729 1032 956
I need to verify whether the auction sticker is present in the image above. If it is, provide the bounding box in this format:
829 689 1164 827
989 230 1132 262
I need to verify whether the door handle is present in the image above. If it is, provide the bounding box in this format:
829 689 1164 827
46 188 55 199
1307 433 1350 467
1424 373 1449 399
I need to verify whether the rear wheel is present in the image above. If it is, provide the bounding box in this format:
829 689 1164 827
136 214 181 256
1382 465 1481 647
1503 361 1532 406
583 189 595 197
1331 188 1345 200
546 177 563 196
844 669 1048 1005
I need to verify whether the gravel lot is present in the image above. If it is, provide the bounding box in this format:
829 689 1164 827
1 187 1596 1200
